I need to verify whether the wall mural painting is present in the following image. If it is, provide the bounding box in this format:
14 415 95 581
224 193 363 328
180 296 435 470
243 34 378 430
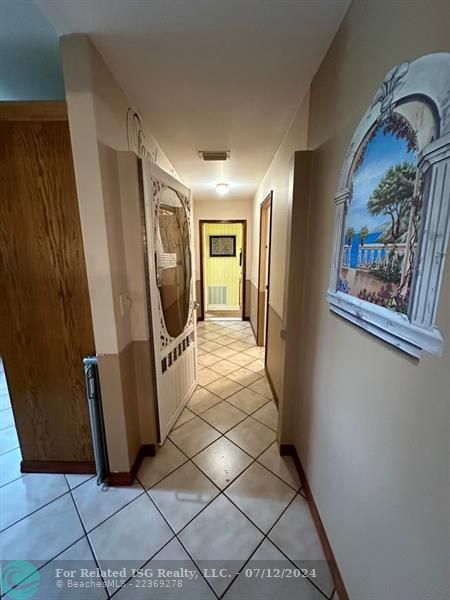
338 115 421 315
327 53 450 357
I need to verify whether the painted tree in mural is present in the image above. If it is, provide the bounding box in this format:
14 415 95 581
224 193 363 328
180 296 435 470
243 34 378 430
359 225 369 246
367 162 416 243
344 226 355 246
363 161 418 312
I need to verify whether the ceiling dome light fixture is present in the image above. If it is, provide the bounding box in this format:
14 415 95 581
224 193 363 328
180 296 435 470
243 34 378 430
216 183 229 196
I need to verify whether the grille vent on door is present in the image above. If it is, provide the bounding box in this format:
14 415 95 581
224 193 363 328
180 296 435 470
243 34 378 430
208 286 227 305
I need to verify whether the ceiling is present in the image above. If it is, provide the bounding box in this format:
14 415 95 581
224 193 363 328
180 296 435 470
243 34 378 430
0 0 64 100
37 0 349 202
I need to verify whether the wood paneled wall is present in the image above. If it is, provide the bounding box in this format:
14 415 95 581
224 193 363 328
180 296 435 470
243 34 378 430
0 104 95 467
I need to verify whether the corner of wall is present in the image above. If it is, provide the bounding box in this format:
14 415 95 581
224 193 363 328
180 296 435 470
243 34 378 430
61 36 159 473
249 87 311 409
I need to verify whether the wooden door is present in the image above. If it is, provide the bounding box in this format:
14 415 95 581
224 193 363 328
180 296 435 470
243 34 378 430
257 193 273 347
0 105 95 468
140 159 197 442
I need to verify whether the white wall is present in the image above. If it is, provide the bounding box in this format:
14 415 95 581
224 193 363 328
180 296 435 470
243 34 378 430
287 2 450 599
61 34 178 356
61 34 177 470
250 91 309 398
251 2 450 598
251 91 309 320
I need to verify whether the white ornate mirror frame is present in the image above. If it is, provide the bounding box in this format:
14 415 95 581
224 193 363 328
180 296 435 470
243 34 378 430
327 53 450 357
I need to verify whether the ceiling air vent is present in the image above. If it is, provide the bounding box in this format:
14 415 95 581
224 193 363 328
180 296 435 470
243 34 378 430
198 150 230 161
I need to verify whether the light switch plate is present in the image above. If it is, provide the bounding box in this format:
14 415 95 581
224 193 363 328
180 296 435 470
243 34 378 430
119 293 131 317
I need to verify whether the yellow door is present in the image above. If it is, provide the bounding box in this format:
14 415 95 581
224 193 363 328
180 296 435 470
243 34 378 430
204 222 243 313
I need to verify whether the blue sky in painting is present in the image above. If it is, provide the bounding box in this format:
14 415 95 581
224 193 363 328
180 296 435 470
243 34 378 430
346 127 416 232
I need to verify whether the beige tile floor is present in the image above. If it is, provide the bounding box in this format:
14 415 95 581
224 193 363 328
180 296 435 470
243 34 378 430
0 323 334 599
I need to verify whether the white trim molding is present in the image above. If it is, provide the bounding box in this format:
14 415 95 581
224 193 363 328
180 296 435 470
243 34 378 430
328 53 450 358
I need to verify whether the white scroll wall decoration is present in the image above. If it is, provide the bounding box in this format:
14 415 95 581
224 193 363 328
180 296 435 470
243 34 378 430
327 53 450 357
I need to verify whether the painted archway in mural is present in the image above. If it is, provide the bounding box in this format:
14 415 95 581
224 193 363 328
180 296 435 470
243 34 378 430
327 53 450 357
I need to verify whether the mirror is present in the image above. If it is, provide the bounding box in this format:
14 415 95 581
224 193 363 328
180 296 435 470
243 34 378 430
156 186 191 338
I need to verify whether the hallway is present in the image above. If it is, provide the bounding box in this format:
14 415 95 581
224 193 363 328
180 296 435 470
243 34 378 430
0 323 333 600
1 2 450 599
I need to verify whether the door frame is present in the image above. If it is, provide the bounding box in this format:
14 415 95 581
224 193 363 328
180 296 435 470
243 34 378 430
199 220 247 321
257 192 273 351
137 159 161 442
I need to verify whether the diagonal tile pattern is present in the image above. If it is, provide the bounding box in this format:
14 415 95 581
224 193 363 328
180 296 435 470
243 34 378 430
178 494 264 596
225 387 269 415
168 415 221 457
198 366 223 386
72 477 144 532
0 493 85 564
187 387 222 414
257 442 301 490
26 538 107 600
225 416 277 457
0 323 335 600
138 438 188 489
248 376 273 399
88 494 173 573
205 376 243 400
172 406 196 430
148 461 219 532
198 352 222 367
269 494 335 597
114 537 215 599
252 400 278 430
225 461 296 532
211 346 239 360
200 400 247 433
0 447 24 487
192 436 253 489
228 352 256 367
208 358 241 376
227 366 263 386
0 473 69 530
223 538 325 599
